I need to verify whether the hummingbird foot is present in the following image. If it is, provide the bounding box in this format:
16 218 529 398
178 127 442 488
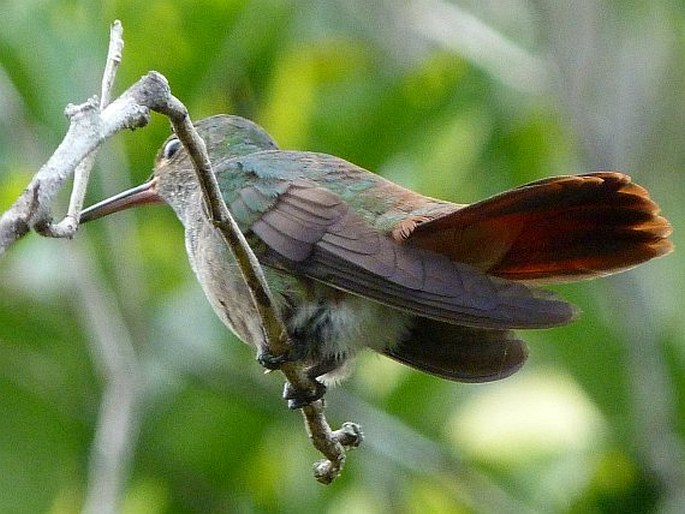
257 343 307 371
282 355 342 408
283 380 327 409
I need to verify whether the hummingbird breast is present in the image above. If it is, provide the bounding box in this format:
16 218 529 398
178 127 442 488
185 215 270 349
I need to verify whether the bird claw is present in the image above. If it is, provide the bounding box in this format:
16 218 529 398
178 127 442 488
283 380 327 409
257 350 290 370
257 343 306 370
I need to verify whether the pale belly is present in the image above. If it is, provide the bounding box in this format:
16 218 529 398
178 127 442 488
184 219 412 380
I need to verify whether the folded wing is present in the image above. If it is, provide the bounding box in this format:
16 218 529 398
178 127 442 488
232 179 577 330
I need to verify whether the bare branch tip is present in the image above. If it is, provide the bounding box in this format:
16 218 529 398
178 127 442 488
146 71 169 88
313 459 343 485
110 21 123 40
334 422 364 449
109 21 124 59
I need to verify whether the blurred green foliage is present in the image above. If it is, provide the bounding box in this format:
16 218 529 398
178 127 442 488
1 1 683 513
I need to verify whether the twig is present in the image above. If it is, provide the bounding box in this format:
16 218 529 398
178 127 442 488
0 88 150 253
153 98 291 368
152 98 362 484
100 21 124 108
46 21 125 238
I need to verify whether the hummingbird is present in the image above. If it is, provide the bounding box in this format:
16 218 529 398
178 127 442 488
81 114 672 405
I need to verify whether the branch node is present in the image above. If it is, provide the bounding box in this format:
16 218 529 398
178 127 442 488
313 457 345 485
65 96 100 120
334 422 364 449
122 105 151 131
36 213 79 238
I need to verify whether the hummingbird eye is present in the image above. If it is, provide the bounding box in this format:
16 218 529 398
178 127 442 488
162 138 181 160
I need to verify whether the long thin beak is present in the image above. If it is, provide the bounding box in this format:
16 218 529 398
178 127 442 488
80 178 163 223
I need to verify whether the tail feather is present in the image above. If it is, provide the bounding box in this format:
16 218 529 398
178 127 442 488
408 172 672 284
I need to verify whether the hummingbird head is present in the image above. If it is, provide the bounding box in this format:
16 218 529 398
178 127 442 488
80 114 277 223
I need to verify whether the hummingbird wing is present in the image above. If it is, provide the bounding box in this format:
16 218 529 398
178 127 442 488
229 178 576 330
382 320 528 382
405 172 673 284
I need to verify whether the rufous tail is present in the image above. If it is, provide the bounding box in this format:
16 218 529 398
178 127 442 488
408 172 672 284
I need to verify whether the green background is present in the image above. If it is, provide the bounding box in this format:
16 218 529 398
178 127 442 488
0 1 683 513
